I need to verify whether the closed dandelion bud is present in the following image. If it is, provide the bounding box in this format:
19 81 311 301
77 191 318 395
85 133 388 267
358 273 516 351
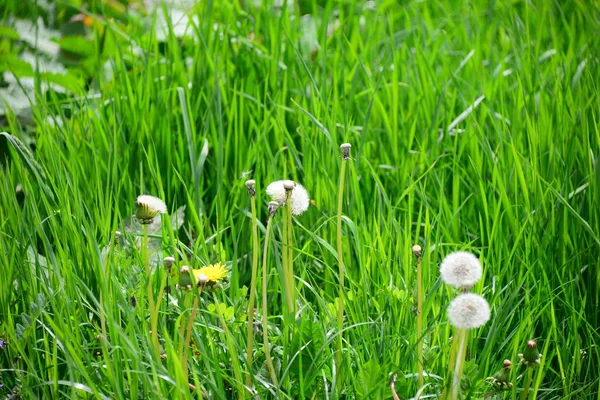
177 266 194 290
447 293 490 329
519 340 542 366
340 143 351 160
490 359 512 390
245 179 256 197
135 195 167 224
164 256 175 271
440 251 483 290
268 201 279 216
266 180 310 216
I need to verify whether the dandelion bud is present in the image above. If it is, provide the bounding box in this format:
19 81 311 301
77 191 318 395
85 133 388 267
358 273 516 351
114 231 122 246
490 359 512 390
135 195 167 224
268 201 279 216
519 340 542 366
340 143 351 160
447 293 490 329
440 251 483 290
412 244 422 257
245 179 256 197
196 273 208 287
164 256 175 271
266 180 310 216
177 266 194 290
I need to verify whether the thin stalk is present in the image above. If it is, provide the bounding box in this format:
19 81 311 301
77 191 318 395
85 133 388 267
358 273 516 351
416 251 424 393
335 158 347 379
178 291 192 379
440 331 460 400
245 194 259 393
142 224 160 355
520 368 534 400
286 196 295 315
262 212 279 386
281 200 291 317
451 329 468 400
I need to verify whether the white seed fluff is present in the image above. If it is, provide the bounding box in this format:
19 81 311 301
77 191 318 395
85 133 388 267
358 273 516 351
136 195 167 215
447 293 490 329
439 251 483 289
266 180 310 216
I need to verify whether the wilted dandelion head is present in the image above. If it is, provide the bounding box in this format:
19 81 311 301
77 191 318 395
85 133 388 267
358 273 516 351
447 293 490 329
245 179 256 197
266 180 310 216
440 251 482 289
136 195 167 224
193 262 228 288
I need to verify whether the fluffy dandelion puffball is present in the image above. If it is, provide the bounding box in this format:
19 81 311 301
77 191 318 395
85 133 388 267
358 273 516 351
193 263 228 287
136 195 167 223
447 293 490 329
266 180 310 216
440 251 482 289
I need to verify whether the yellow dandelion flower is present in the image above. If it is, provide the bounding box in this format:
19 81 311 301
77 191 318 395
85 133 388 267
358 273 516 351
193 263 228 287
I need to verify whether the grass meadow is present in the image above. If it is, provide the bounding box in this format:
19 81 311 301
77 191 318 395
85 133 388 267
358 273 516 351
0 0 599 398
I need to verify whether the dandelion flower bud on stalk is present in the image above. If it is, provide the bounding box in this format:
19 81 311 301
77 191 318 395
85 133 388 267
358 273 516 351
519 340 542 366
447 293 490 329
245 179 256 197
490 359 513 390
177 266 194 290
136 194 167 224
340 143 351 160
266 180 310 216
164 256 176 272
440 251 483 290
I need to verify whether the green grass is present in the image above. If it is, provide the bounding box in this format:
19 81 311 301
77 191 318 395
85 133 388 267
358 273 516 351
1 0 599 398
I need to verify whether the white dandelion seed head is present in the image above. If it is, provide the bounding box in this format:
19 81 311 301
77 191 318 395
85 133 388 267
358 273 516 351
447 293 490 330
266 180 310 216
439 251 483 289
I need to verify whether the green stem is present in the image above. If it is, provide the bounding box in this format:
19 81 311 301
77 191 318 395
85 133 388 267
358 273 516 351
520 368 534 400
451 329 468 400
416 253 424 394
245 195 259 393
440 330 460 400
281 201 291 318
286 197 295 315
142 224 159 356
262 214 279 386
335 159 347 381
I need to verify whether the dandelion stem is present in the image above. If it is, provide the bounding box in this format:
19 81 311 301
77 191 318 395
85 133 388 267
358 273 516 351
416 249 424 394
440 330 460 400
245 193 259 393
520 368 534 400
141 224 160 356
286 196 295 315
451 329 468 400
335 156 347 382
262 206 279 386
